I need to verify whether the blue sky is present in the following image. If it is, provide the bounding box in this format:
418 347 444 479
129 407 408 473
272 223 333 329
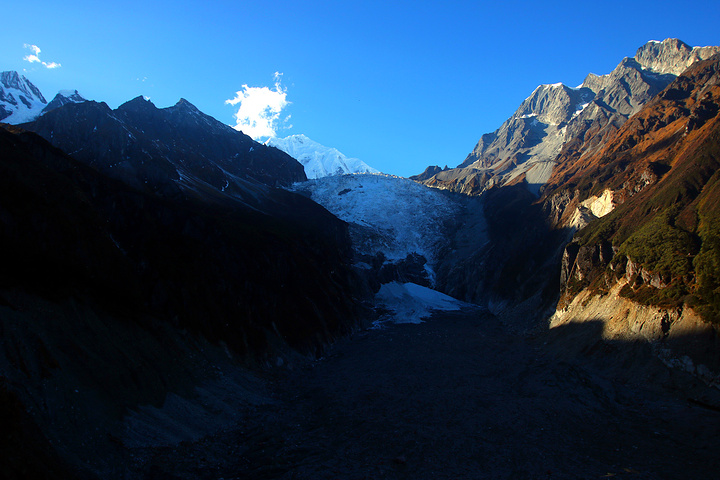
2 1 719 177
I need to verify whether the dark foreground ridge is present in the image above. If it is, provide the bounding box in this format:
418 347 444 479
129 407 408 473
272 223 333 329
130 307 720 479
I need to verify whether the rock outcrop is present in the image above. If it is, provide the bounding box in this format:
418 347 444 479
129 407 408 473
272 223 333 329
551 280 720 389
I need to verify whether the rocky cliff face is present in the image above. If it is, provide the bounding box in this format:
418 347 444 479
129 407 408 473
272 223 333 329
534 54 720 395
413 39 720 197
549 53 720 321
634 38 720 75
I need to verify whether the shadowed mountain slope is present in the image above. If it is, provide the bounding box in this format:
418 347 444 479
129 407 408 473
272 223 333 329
0 124 371 477
22 96 305 199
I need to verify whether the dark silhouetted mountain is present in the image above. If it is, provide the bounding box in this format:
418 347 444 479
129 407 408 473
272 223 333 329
41 89 87 114
0 122 366 355
0 123 371 477
22 96 306 198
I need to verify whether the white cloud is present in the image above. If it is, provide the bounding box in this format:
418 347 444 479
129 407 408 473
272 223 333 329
225 72 290 139
25 44 41 56
23 44 61 69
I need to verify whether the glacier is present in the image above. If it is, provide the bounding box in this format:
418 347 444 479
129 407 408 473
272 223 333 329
291 173 462 282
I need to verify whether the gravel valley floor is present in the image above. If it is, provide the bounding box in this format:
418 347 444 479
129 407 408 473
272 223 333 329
131 307 720 479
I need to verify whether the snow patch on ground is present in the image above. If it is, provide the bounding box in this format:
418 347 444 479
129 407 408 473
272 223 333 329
374 282 465 326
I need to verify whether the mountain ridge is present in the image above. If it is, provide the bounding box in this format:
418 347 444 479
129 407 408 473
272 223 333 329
545 53 720 320
413 38 720 196
22 95 306 200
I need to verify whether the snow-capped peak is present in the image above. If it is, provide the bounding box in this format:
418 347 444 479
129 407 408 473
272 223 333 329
0 71 47 124
266 134 379 179
0 71 88 123
42 89 87 115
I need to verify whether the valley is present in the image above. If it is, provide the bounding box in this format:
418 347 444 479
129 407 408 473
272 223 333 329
1 37 720 479
129 306 720 479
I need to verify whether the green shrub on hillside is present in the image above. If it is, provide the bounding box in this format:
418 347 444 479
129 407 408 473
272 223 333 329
618 211 698 280
694 215 720 323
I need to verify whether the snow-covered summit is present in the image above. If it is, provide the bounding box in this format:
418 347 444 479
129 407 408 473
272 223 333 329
0 71 47 124
266 134 379 178
0 71 86 124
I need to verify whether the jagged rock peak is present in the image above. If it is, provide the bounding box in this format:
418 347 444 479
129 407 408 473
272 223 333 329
515 83 594 126
42 89 87 114
634 38 720 75
172 97 200 111
118 95 155 111
0 71 46 104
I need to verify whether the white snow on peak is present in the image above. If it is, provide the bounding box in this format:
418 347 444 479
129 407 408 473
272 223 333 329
531 83 563 94
0 71 47 124
267 134 379 179
1 72 88 124
373 282 465 325
291 173 461 272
